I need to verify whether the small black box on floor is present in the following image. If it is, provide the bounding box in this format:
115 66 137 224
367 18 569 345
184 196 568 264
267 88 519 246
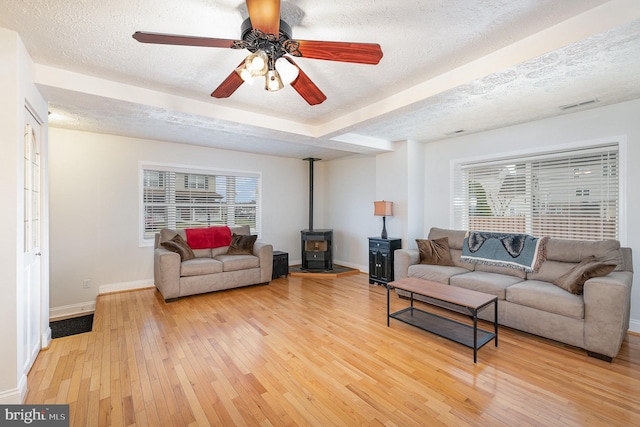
272 251 289 278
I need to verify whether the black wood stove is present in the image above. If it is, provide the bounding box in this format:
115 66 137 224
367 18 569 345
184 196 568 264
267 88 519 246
300 158 333 271
301 228 333 271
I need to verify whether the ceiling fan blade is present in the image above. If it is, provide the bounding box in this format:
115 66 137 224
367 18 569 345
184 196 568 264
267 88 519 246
284 57 326 106
293 40 383 65
211 62 245 98
246 0 280 36
133 31 237 48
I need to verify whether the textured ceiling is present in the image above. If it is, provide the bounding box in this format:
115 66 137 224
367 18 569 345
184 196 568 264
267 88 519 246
2 0 640 159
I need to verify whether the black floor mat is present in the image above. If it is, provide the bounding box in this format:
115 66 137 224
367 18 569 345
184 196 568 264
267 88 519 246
50 314 94 338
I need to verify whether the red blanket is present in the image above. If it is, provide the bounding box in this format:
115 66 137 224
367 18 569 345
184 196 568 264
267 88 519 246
185 226 232 249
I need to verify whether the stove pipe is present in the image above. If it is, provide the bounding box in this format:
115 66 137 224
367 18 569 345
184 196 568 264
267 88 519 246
304 158 320 230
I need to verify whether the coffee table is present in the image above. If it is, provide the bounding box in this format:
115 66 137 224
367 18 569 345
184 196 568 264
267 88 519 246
387 277 498 363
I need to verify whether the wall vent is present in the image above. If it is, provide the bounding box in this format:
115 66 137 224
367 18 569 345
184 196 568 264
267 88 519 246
559 98 599 110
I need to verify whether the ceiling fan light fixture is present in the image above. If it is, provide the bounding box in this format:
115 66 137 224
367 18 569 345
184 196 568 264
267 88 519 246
265 69 284 92
275 57 299 85
235 64 253 82
245 50 268 77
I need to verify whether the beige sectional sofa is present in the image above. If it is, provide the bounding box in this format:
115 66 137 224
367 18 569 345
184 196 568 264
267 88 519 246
154 225 273 301
394 227 634 361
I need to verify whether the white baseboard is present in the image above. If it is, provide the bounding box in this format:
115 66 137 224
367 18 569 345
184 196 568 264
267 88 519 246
99 279 154 295
333 259 368 273
41 327 51 349
49 301 96 321
629 318 640 334
0 374 27 404
289 257 302 266
290 258 368 274
48 280 154 321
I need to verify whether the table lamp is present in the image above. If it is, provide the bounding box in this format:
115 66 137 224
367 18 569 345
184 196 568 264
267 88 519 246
374 200 393 239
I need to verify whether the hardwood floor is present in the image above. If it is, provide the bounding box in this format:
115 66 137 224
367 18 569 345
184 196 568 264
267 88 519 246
27 274 640 426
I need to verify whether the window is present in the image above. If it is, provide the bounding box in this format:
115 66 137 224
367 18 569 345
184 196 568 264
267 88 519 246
184 174 208 190
453 143 620 241
141 165 261 242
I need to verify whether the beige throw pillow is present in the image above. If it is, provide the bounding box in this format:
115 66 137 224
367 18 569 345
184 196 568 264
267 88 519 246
553 257 616 294
416 237 454 266
161 234 195 261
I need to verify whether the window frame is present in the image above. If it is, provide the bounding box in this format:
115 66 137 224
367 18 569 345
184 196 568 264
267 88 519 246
139 162 262 247
450 136 627 245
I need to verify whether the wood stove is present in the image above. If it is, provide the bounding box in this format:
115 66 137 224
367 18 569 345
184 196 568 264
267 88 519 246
301 229 333 271
301 158 334 271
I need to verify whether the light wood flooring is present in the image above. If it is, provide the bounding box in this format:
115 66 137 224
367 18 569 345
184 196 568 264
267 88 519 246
26 273 640 426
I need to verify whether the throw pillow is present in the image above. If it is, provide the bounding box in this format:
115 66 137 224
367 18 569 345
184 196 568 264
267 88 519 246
553 258 617 294
227 233 258 255
416 237 454 266
161 234 195 261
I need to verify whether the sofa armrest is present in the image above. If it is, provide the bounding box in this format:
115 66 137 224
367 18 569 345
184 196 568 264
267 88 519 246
583 271 633 358
254 242 273 283
154 248 181 300
394 248 420 281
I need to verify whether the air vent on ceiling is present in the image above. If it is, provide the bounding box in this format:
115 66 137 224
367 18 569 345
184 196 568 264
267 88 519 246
445 129 465 136
559 98 599 111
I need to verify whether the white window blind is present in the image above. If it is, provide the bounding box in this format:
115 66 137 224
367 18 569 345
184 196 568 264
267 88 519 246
141 167 261 240
452 143 619 241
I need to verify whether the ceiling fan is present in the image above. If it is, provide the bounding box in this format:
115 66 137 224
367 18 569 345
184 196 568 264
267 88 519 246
132 0 383 105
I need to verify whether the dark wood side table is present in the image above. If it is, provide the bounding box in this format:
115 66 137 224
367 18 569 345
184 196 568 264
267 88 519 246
368 237 402 286
272 251 289 279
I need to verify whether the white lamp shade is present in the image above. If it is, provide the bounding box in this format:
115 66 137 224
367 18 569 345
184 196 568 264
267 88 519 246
245 50 268 77
235 64 252 82
275 57 299 85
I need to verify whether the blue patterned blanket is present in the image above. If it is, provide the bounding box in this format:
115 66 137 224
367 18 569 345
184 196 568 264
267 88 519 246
461 231 547 272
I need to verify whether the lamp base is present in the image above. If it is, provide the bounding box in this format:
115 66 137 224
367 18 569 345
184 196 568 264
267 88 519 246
381 216 388 239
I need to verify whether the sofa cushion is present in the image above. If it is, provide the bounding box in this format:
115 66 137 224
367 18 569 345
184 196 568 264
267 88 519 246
450 271 524 300
475 263 527 279
428 227 467 250
553 258 617 294
527 260 578 283
408 264 470 285
227 233 258 255
180 258 223 277
416 237 454 266
193 248 213 258
507 280 584 319
215 254 260 272
544 238 624 271
161 233 195 261
229 225 251 236
449 248 475 271
159 228 184 244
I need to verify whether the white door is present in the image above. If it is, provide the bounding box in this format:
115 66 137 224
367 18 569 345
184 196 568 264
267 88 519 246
22 108 42 373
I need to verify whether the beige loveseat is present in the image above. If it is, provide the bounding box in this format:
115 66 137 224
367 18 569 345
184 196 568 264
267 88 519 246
154 225 273 301
394 227 634 361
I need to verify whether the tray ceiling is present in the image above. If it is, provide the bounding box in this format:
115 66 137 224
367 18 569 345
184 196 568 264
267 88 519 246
2 0 639 159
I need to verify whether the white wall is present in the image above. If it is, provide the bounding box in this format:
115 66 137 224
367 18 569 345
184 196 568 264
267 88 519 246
0 28 48 403
376 140 426 247
421 98 640 332
0 25 21 405
323 140 426 270
48 129 310 312
324 156 378 270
